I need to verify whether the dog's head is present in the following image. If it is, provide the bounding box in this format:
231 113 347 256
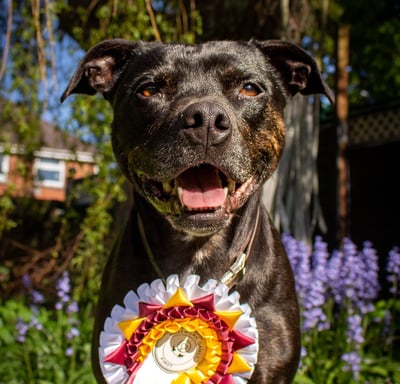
62 39 332 236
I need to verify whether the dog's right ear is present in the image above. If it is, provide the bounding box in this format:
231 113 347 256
60 39 137 102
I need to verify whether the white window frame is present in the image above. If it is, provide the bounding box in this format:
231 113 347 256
0 153 10 183
34 157 65 189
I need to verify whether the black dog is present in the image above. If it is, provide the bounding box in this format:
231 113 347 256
62 39 332 383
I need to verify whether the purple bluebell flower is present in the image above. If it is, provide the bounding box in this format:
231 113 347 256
383 311 392 342
342 351 361 379
360 241 380 304
65 347 73 357
312 236 330 285
29 317 43 331
283 235 330 332
302 305 329 332
67 301 79 314
341 238 361 305
298 346 307 369
294 240 312 302
326 249 344 303
57 271 71 296
282 233 311 300
16 317 29 343
17 275 45 342
301 237 330 332
31 290 45 305
301 279 329 332
22 274 45 305
387 247 400 295
346 314 364 344
22 274 31 289
67 327 80 340
332 238 378 314
282 233 300 273
56 271 71 309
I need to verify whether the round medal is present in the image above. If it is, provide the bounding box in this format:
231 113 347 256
99 274 258 384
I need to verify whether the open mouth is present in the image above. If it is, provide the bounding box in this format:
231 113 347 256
176 165 233 211
135 164 257 217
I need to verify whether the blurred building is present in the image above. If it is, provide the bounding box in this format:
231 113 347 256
0 109 97 202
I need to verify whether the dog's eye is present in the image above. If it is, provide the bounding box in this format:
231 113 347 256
240 83 262 97
138 83 159 98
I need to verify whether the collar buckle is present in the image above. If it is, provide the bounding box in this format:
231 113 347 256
220 252 247 287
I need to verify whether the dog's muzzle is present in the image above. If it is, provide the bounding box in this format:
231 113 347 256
132 100 259 235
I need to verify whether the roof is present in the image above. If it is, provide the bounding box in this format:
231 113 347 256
0 98 95 154
39 120 94 153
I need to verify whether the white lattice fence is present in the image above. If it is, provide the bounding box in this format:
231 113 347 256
349 106 400 146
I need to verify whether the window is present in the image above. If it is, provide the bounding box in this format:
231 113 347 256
0 153 10 183
34 157 65 188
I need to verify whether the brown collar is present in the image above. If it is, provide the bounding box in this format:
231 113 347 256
220 206 261 288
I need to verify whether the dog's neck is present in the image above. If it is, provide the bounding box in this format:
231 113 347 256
133 191 262 285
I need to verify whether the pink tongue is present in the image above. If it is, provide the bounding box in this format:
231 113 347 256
177 166 226 209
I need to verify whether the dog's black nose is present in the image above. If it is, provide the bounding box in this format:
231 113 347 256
181 102 232 146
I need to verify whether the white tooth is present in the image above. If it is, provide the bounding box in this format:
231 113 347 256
163 181 172 193
224 187 228 198
177 187 184 206
228 179 235 193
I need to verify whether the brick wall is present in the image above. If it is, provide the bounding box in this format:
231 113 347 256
0 154 96 202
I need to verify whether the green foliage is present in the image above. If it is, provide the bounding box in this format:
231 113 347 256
63 0 202 49
294 298 400 383
0 273 95 383
331 0 400 105
0 193 16 233
298 0 400 106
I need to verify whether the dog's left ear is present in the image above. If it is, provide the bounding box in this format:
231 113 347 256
253 40 334 104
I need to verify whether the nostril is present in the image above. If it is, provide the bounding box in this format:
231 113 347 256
215 113 230 130
192 112 203 128
183 109 203 129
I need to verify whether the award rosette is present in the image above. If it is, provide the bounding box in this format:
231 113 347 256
99 274 259 384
